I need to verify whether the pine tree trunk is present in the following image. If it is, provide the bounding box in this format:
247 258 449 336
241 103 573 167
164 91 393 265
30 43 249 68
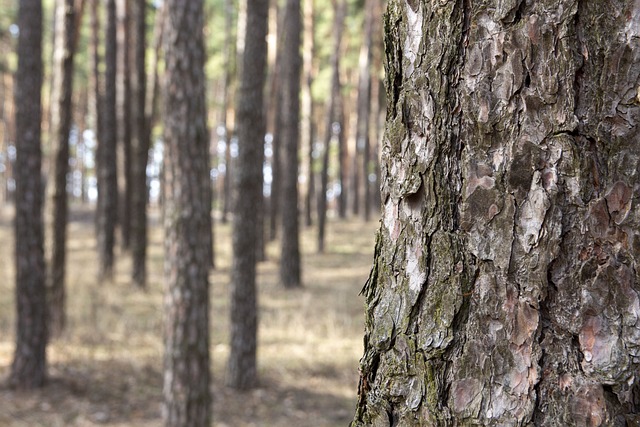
334 0 347 219
358 0 374 222
353 0 640 425
11 0 47 389
228 0 269 390
162 1 211 425
116 0 131 251
130 0 147 288
279 0 302 289
97 0 118 281
317 0 346 252
301 0 315 227
47 0 77 338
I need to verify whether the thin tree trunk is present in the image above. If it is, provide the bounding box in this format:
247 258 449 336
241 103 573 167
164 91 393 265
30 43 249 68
334 0 347 220
220 0 235 225
302 0 315 227
47 0 79 338
353 0 640 425
90 0 102 203
267 3 283 241
10 0 47 389
228 0 269 390
356 0 373 222
317 0 346 252
279 0 302 289
96 0 118 281
130 0 147 287
116 0 131 251
162 0 211 424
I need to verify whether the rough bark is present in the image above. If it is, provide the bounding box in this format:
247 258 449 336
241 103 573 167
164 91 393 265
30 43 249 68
279 0 302 289
228 0 269 390
97 0 118 281
162 1 211 425
353 0 640 425
10 0 47 389
130 0 147 288
47 0 77 338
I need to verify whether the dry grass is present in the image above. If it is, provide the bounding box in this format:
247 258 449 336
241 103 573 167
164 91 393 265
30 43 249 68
0 204 378 426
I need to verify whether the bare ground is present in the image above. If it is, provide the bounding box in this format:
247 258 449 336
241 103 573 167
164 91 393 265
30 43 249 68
0 204 377 426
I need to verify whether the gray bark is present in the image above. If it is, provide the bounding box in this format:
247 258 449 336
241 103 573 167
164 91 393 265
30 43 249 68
279 0 302 288
353 0 640 425
97 0 118 281
130 0 147 287
11 0 47 389
228 0 269 390
47 0 77 338
162 0 211 425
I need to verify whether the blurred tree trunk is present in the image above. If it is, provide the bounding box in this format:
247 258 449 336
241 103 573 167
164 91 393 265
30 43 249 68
96 0 118 281
302 0 315 227
357 0 373 222
10 0 47 390
47 0 81 338
130 0 147 287
116 0 131 251
228 0 268 390
267 2 283 241
90 0 102 195
317 0 346 253
220 0 235 225
162 0 211 425
334 0 347 220
279 0 302 289
353 0 640 425
369 0 383 215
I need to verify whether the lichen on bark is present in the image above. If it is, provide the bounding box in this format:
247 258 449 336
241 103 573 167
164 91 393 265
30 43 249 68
353 0 640 425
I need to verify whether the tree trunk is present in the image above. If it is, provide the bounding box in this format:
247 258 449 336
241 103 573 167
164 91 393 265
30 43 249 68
302 0 315 227
357 0 374 222
228 0 268 390
279 0 302 289
10 0 47 389
116 0 131 251
162 0 211 425
97 0 118 281
317 0 346 253
267 3 283 241
353 1 640 425
334 0 347 220
90 0 102 199
47 0 78 338
130 0 147 287
220 0 235 226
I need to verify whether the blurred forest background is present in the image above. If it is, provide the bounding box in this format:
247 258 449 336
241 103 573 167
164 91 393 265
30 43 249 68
0 0 386 425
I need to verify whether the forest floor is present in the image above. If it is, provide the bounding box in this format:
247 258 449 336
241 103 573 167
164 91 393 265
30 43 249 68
0 204 378 427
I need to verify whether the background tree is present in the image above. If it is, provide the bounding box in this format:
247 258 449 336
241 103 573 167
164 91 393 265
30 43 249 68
47 0 81 338
96 0 118 281
279 0 302 288
317 0 346 253
116 0 132 251
10 0 47 389
353 0 640 425
162 0 211 424
129 0 147 287
228 0 269 390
